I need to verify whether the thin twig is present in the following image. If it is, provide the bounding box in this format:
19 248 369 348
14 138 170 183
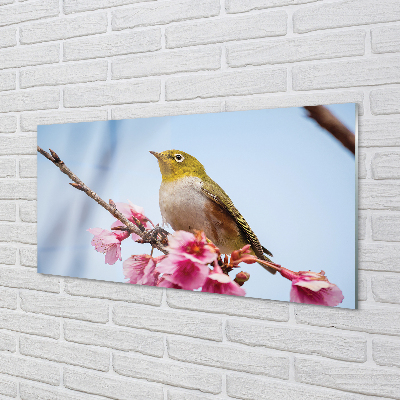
37 146 168 255
304 105 355 155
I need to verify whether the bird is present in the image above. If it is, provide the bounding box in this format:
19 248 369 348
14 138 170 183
150 150 276 274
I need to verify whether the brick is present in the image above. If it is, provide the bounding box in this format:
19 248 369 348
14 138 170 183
64 368 163 400
20 247 37 267
359 182 400 210
64 80 160 108
21 109 107 132
0 158 15 177
0 136 36 155
373 337 400 368
358 151 367 179
372 214 400 241
0 0 59 27
0 43 58 70
0 309 59 338
0 88 59 113
0 115 17 133
372 152 400 179
358 273 367 301
0 286 17 309
0 0 13 4
0 180 36 200
65 277 162 305
64 29 161 61
64 0 157 14
64 320 164 357
360 117 400 147
226 0 319 13
226 90 364 113
0 353 59 385
226 319 366 362
113 47 221 79
0 245 16 264
167 336 289 379
372 25 400 54
20 13 108 44
0 222 36 244
113 353 222 394
0 330 17 352
19 157 37 178
295 357 400 398
0 26 16 49
372 274 400 304
166 68 286 101
20 60 108 89
226 372 367 400
228 30 365 67
294 303 400 336
293 56 400 91
293 0 400 33
167 290 289 321
112 100 223 120
19 383 107 400
20 335 109 372
167 391 223 400
0 266 59 292
0 70 15 92
20 291 109 323
0 377 17 398
112 0 219 30
370 87 400 115
165 11 287 48
358 214 368 241
19 201 36 223
359 243 400 272
113 303 223 341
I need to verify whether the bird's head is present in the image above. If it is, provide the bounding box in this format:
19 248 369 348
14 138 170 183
150 150 206 182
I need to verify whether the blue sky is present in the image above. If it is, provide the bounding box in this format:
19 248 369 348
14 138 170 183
38 103 356 308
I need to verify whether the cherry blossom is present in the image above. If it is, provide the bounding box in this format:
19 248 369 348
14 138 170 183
157 230 217 290
88 228 129 265
202 263 245 296
123 254 165 286
279 267 344 307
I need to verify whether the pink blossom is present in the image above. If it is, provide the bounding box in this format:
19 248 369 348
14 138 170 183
157 253 211 290
123 254 165 286
157 230 217 290
156 276 182 289
167 230 217 264
112 202 153 241
279 268 344 307
88 228 129 265
202 264 245 296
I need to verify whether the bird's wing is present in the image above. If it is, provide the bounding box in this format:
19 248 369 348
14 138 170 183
201 178 274 262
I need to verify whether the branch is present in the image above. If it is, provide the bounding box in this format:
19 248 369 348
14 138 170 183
304 105 355 155
37 146 168 255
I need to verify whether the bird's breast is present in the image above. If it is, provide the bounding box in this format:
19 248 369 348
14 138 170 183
159 176 206 232
159 176 244 253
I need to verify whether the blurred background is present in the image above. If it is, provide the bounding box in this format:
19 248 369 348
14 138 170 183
38 104 356 308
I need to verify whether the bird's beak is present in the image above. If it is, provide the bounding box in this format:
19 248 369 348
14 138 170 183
149 151 161 160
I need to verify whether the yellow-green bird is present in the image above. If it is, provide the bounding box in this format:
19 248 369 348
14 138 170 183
150 150 276 274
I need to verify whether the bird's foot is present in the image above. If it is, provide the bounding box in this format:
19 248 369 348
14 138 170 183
135 225 170 247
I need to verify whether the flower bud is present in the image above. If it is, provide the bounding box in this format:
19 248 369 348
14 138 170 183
234 271 250 286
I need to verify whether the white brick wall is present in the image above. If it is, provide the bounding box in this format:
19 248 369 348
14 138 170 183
0 0 399 398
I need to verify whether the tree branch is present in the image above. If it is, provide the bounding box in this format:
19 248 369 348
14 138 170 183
304 105 355 155
37 146 168 255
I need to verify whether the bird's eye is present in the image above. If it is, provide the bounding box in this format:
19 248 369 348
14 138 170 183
174 154 184 162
